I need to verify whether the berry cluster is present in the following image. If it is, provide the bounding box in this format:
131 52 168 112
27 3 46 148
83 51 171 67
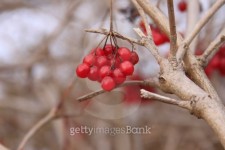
76 44 139 91
205 45 225 76
139 21 170 46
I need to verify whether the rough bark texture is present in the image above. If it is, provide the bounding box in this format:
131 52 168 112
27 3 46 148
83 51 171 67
136 0 225 148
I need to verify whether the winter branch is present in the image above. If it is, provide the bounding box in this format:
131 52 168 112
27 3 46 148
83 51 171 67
140 89 192 110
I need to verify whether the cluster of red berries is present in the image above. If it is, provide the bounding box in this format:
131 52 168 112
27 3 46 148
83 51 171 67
76 44 139 91
178 0 187 12
139 21 170 46
205 45 225 76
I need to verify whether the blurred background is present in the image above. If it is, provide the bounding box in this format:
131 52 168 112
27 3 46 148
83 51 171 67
0 0 225 150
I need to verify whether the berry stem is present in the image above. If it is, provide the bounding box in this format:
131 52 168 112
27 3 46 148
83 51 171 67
94 35 108 55
110 0 114 32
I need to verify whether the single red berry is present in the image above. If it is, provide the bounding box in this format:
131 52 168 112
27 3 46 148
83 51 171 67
101 76 116 91
104 44 115 55
219 58 225 76
118 47 132 61
161 33 170 42
139 20 146 33
152 30 165 45
218 45 225 57
76 63 90 78
83 54 96 66
96 56 109 67
130 51 139 65
99 65 112 80
113 68 126 84
88 66 99 81
178 0 187 12
120 61 134 75
92 47 105 56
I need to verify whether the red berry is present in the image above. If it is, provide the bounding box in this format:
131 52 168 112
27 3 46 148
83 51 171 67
96 56 109 67
104 44 115 55
161 33 169 42
178 1 187 12
118 47 132 61
218 45 225 57
76 63 90 78
152 30 164 45
101 76 116 91
88 66 99 81
219 58 225 75
130 51 139 64
99 65 112 80
139 20 146 33
205 66 213 77
113 68 126 84
120 61 134 75
83 54 96 66
95 48 105 56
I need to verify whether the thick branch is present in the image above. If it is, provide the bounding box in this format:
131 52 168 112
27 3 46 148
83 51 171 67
140 89 191 110
136 0 220 101
177 0 225 61
135 0 225 147
199 28 225 66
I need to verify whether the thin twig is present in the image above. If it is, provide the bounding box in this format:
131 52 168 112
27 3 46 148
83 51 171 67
110 0 113 31
140 89 191 110
131 0 152 37
17 108 57 150
76 79 159 102
176 0 225 62
132 0 163 64
167 0 177 57
133 28 163 64
199 28 225 66
156 0 163 8
85 28 144 45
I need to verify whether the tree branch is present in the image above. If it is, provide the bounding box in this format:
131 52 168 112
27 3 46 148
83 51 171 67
133 28 163 64
17 108 57 150
176 0 225 62
140 89 191 110
199 28 225 66
167 0 177 57
76 79 159 102
186 0 200 53
85 28 144 45
131 0 152 37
